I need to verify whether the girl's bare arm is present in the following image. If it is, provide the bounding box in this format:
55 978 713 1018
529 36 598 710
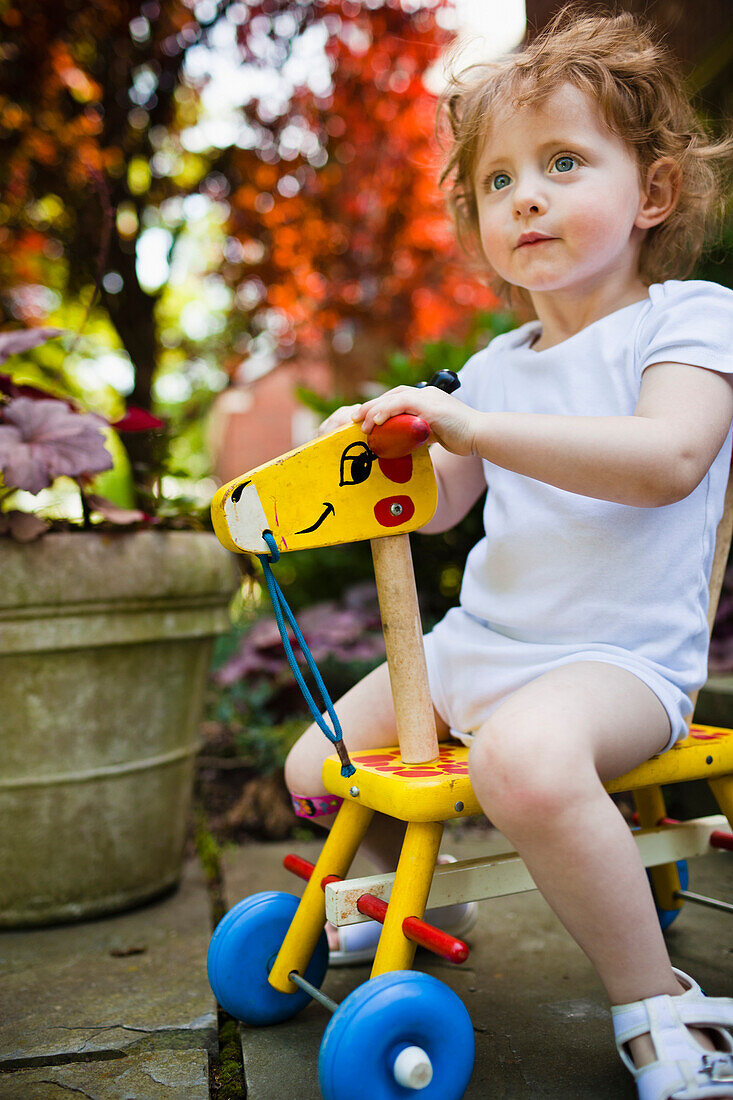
419 446 486 533
355 362 733 508
468 362 733 507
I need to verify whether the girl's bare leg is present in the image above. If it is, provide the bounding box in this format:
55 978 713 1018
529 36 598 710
284 658 450 871
467 661 713 1070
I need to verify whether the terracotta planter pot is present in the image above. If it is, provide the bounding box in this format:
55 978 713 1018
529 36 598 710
0 529 236 927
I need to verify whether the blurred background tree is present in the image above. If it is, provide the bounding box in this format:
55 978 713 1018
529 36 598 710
1 0 728 451
0 1 496 467
223 0 496 393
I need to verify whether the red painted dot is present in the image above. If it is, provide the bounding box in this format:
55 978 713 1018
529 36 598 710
378 455 413 484
374 496 415 527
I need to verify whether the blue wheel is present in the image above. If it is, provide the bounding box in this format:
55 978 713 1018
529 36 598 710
648 860 689 931
207 890 329 1025
319 971 474 1100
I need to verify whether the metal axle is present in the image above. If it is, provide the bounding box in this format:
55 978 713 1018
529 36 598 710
288 971 339 1014
675 889 733 914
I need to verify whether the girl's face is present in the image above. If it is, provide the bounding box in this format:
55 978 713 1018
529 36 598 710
472 84 648 296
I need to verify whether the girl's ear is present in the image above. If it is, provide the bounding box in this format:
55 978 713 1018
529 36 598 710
635 157 681 229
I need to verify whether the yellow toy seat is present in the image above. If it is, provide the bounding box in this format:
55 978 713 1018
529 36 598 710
322 724 733 823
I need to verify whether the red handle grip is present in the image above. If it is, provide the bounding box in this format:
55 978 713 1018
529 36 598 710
367 413 430 459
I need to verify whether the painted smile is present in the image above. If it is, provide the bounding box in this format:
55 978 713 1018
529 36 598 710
296 502 335 535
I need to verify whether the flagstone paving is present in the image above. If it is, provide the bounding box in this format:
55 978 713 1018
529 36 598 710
0 825 731 1098
223 830 733 1100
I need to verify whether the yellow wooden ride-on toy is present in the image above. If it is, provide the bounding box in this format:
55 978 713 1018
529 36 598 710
207 376 733 1100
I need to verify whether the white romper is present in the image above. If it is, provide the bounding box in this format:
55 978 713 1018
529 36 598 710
422 280 733 752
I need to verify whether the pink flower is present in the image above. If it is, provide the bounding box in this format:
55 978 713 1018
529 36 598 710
112 406 165 432
0 397 113 495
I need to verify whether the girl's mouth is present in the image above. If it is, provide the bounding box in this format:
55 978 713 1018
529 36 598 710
516 235 557 249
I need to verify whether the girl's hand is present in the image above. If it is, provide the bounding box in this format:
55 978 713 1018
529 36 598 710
353 385 479 457
318 404 363 437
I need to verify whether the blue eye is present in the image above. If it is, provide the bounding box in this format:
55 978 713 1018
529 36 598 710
489 172 511 191
552 155 577 174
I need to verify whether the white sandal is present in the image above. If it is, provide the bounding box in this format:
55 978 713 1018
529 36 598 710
612 968 733 1099
328 854 478 967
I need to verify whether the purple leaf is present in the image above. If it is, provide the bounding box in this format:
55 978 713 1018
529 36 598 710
247 616 292 650
215 648 283 685
0 328 65 365
0 509 49 542
84 493 148 525
344 582 379 610
215 592 386 689
0 397 113 494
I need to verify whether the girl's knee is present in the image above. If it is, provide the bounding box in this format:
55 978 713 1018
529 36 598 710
468 717 582 828
283 728 327 795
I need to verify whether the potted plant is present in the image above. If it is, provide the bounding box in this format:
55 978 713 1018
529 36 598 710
0 328 237 927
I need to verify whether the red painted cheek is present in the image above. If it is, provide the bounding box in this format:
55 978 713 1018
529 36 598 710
374 496 415 527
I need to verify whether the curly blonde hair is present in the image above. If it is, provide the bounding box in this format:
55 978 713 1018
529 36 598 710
438 4 733 308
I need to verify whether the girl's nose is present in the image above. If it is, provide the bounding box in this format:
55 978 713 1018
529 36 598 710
513 182 548 218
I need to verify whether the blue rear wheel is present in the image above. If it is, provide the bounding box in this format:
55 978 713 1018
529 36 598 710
207 890 329 1025
648 860 689 930
319 971 474 1100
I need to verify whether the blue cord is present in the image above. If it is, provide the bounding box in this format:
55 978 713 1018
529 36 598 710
256 532 355 779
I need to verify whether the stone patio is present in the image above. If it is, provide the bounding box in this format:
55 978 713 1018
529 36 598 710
0 826 731 1098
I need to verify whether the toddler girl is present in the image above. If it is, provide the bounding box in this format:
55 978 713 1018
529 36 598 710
285 6 733 1096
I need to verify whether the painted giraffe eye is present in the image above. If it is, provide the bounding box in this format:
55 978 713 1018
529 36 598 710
340 442 375 486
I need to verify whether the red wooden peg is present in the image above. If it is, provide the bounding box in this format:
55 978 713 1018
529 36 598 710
283 852 470 963
357 892 469 964
367 414 430 459
283 853 316 882
629 815 733 852
710 830 733 852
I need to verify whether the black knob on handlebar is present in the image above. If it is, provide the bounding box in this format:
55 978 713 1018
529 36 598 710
416 369 460 394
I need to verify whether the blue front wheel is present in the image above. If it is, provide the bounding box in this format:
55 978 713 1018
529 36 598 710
319 971 475 1100
207 890 329 1025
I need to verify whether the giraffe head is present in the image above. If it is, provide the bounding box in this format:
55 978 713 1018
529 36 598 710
211 416 437 555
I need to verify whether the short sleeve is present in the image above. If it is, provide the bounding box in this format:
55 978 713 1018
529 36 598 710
454 349 488 410
454 323 530 412
639 280 733 377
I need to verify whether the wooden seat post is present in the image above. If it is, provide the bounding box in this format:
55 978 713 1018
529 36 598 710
371 533 439 765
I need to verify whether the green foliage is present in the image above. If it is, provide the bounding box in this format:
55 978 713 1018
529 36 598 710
694 209 733 291
257 542 376 614
378 310 515 391
194 815 221 887
214 1018 246 1100
297 309 516 420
